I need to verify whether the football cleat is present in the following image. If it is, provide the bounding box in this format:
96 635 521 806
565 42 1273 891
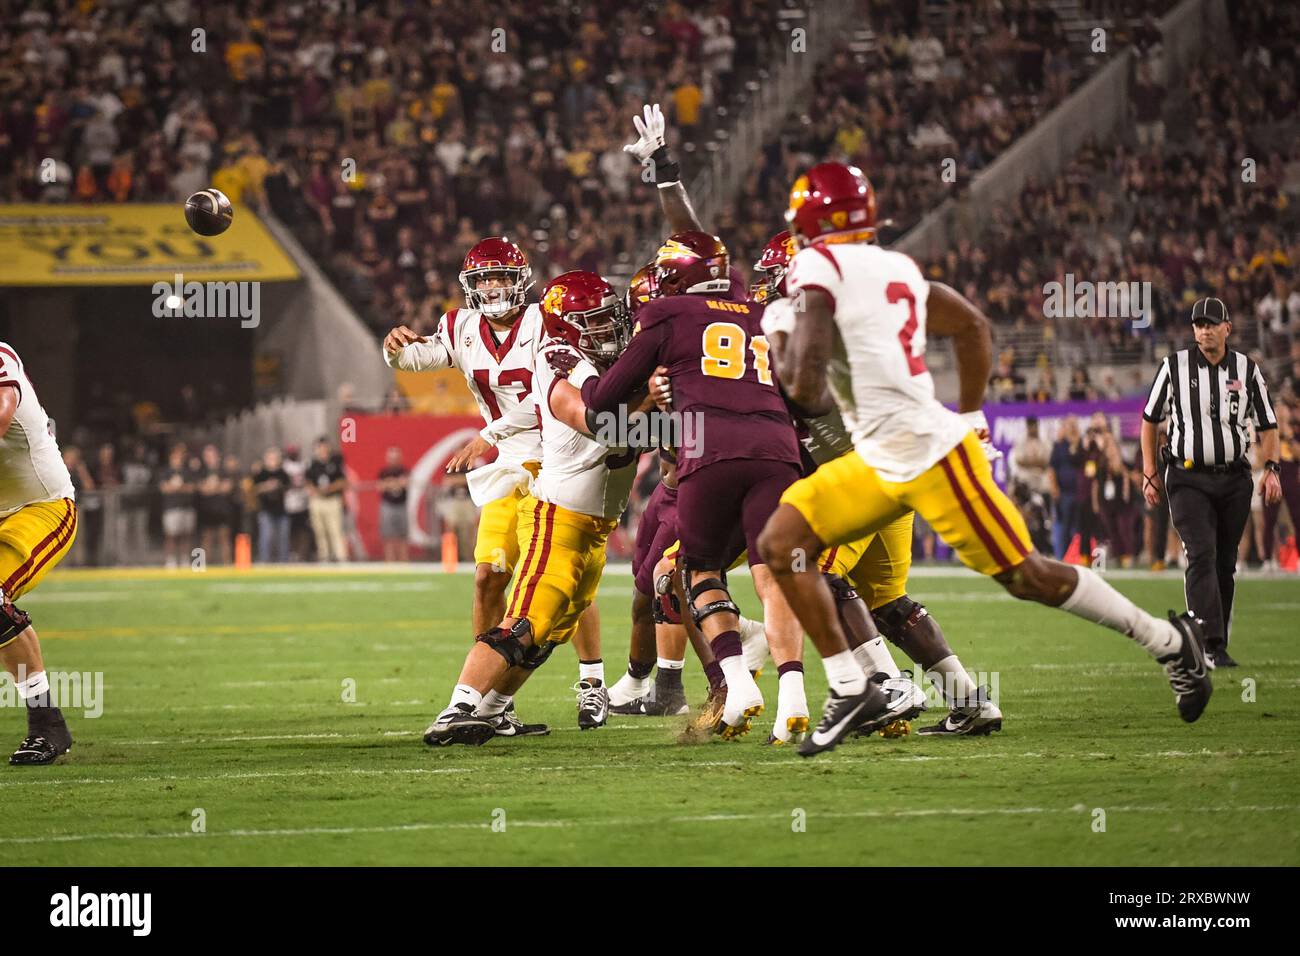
766 715 810 746
644 682 689 716
1208 648 1238 669
798 676 893 757
917 686 1003 737
680 684 727 741
856 675 927 737
878 719 912 738
607 671 650 711
9 732 72 767
1159 611 1212 723
575 680 610 730
423 704 494 747
487 703 550 738
717 671 764 740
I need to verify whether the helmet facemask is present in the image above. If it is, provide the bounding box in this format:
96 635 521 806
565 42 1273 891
461 265 533 318
573 301 632 368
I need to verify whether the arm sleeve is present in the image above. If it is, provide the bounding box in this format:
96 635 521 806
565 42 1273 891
1248 361 1278 431
382 315 455 371
1141 358 1170 423
480 395 537 446
580 320 665 414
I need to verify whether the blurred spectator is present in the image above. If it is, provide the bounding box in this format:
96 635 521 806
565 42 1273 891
196 444 234 566
1049 416 1082 558
306 438 348 561
282 444 312 560
1010 417 1053 499
158 444 196 569
252 448 291 564
378 447 410 562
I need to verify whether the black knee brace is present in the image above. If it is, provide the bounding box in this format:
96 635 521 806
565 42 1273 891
520 639 556 671
475 618 534 668
0 601 31 648
824 573 860 604
871 595 929 637
679 565 739 627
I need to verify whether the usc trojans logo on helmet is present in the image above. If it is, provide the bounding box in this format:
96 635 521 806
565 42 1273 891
785 163 878 246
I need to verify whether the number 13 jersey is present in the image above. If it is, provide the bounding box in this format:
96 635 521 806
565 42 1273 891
781 242 970 483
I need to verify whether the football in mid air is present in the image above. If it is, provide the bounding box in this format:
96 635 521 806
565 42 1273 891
184 188 234 236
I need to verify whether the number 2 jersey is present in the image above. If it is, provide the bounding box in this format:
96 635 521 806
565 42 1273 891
580 294 800 479
775 241 970 483
383 305 544 504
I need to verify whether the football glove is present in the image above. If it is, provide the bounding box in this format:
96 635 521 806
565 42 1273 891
961 410 1002 462
624 103 679 186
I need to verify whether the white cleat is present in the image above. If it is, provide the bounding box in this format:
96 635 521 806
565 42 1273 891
767 669 810 745
718 672 764 740
917 686 1002 737
607 672 650 711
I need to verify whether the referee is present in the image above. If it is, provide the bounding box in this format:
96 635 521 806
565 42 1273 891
1140 297 1283 668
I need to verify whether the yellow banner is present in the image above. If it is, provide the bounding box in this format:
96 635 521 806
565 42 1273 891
0 204 300 286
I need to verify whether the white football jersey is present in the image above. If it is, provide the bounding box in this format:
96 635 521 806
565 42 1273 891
782 242 971 482
384 305 544 469
529 340 639 520
0 343 75 517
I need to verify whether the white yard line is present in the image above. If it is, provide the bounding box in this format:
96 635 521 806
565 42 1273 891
3 802 1297 846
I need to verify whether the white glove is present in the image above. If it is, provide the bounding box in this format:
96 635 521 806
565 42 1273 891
623 103 666 163
960 410 1002 462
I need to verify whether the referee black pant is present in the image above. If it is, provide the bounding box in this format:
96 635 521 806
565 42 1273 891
1164 464 1253 651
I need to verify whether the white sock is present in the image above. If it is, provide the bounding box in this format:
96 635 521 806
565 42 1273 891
926 654 977 707
1061 567 1178 658
579 660 605 684
718 654 753 693
448 683 482 712
655 657 684 671
478 689 511 716
777 669 808 717
738 616 770 671
852 637 901 679
15 670 50 699
822 649 867 696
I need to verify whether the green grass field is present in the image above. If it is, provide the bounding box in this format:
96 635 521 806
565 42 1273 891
3 565 1298 866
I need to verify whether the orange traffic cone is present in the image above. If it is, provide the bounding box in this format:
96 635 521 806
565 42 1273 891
234 533 252 570
442 531 458 573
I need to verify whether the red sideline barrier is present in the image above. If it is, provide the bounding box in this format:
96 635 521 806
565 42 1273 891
337 413 486 558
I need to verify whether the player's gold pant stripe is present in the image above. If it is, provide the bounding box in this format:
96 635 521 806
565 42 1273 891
953 440 1030 564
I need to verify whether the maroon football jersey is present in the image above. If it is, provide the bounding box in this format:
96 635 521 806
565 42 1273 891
581 293 800 477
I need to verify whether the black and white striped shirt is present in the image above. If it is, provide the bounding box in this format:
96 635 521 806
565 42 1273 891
1143 348 1277 466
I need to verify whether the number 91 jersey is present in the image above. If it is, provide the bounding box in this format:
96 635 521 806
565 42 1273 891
781 242 970 483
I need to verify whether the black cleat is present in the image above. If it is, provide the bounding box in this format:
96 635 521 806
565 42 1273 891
575 680 609 730
798 677 892 757
917 685 1003 737
1160 612 1212 723
1208 648 1238 669
643 683 689 716
9 734 72 766
487 703 550 737
10 711 72 766
423 704 494 746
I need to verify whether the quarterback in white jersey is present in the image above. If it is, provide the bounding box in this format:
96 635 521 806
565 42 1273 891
425 271 642 746
758 163 1213 756
0 343 79 765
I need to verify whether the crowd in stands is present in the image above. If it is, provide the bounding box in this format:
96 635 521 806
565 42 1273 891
2 0 794 341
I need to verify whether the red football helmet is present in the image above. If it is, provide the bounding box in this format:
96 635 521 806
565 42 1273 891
540 271 631 367
653 231 730 296
459 236 533 318
785 162 878 245
750 230 798 303
625 261 660 315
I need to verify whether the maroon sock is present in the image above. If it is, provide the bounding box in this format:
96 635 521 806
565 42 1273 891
710 630 742 661
704 660 724 691
777 661 804 677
